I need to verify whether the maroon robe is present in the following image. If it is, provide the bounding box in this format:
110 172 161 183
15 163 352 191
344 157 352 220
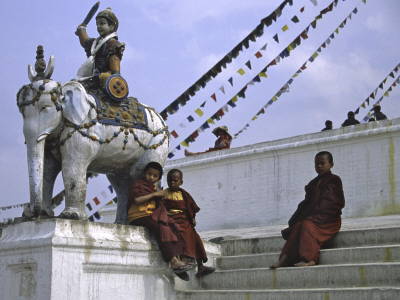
128 179 185 262
280 171 345 264
165 188 208 263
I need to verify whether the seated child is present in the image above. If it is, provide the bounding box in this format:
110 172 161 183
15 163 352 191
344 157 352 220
270 151 345 268
164 169 216 277
127 162 193 280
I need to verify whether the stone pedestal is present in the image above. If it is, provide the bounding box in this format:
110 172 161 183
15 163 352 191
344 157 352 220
0 219 176 300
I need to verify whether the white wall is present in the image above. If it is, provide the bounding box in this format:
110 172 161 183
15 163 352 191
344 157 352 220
164 118 400 232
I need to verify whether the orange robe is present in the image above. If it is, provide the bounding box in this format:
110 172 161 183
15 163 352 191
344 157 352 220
164 188 208 263
280 171 345 264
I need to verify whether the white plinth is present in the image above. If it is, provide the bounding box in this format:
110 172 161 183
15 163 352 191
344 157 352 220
0 219 176 300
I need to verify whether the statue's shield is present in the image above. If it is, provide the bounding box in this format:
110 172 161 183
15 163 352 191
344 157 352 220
105 74 129 101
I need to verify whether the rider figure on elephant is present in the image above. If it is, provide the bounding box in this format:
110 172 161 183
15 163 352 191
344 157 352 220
75 7 125 91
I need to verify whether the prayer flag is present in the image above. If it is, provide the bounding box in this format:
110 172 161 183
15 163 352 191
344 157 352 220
251 116 258 121
237 68 245 75
291 16 299 23
282 24 289 32
187 115 195 122
170 130 178 138
108 185 113 194
211 93 217 102
94 212 101 220
232 95 239 103
273 34 279 43
227 100 236 108
260 43 267 51
195 108 204 117
228 77 233 86
200 101 206 107
255 51 263 58
300 6 305 13
93 197 100 205
86 203 92 211
219 86 226 94
181 141 189 147
259 72 268 78
201 122 210 130
207 118 215 124
245 61 252 70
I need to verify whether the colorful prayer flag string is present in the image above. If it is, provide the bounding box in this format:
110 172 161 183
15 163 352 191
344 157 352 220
353 63 400 117
233 1 363 139
159 0 297 121
168 0 352 155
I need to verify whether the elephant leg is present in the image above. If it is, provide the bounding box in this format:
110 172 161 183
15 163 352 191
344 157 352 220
42 147 61 217
106 173 134 225
60 162 89 220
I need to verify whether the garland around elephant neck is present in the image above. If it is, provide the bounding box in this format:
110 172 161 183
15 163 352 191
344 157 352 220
61 101 169 151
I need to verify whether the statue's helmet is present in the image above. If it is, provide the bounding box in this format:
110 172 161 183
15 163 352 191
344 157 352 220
96 7 119 32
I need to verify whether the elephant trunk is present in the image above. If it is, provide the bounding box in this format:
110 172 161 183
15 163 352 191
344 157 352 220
26 137 46 217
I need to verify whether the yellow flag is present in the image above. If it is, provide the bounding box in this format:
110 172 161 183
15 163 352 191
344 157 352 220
237 68 245 75
232 95 239 103
251 116 258 121
361 102 366 108
207 118 215 124
181 141 189 147
282 24 289 32
312 52 319 59
384 91 389 97
195 108 204 116
259 72 268 78
272 96 278 101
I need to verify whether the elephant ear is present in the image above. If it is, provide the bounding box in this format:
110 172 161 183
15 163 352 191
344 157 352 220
61 81 94 125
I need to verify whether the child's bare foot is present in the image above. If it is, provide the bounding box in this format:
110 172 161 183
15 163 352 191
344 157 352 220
270 255 288 269
170 257 187 270
294 260 316 267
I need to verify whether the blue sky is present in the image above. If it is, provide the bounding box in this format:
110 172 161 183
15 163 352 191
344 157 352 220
0 0 399 220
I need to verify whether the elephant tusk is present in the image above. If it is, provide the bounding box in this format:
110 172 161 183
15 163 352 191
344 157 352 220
44 55 55 79
37 133 49 142
28 64 36 82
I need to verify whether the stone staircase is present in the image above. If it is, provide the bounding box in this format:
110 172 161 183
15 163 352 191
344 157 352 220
175 218 400 300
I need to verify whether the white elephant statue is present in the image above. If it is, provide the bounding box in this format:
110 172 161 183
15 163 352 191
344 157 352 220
16 46 170 224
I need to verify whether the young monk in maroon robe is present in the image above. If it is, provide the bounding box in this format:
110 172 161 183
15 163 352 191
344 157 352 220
127 162 193 280
164 169 216 277
271 151 345 268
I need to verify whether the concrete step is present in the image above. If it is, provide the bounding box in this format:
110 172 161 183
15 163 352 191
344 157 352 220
176 287 400 300
220 226 400 256
175 262 400 290
216 245 400 270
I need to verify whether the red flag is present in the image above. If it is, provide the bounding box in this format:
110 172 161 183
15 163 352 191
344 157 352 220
93 197 100 205
170 130 178 138
211 93 217 102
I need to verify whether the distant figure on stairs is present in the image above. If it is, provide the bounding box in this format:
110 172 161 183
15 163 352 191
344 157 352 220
270 151 345 268
184 126 232 157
